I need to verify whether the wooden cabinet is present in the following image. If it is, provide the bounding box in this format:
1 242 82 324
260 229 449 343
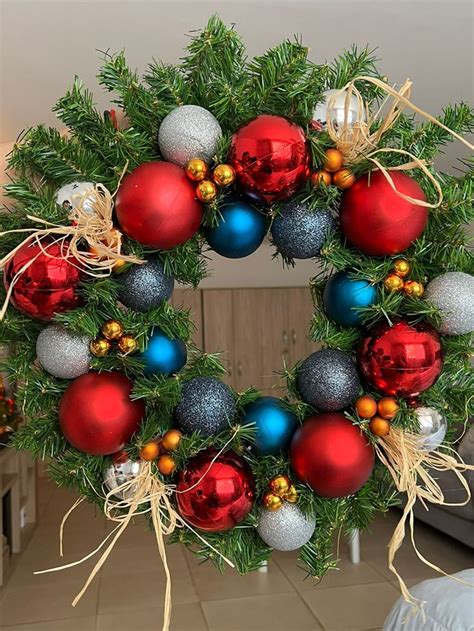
171 287 203 348
200 287 317 394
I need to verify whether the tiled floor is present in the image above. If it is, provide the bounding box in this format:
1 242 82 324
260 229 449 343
0 478 472 631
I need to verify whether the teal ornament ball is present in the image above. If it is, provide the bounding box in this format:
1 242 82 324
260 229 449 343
141 329 187 376
323 271 376 326
242 396 298 455
204 201 267 258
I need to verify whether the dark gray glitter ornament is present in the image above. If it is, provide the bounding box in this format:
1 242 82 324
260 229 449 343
271 200 335 259
297 349 360 411
176 376 236 437
118 258 174 313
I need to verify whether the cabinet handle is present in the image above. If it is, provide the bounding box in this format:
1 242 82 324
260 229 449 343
237 361 242 377
282 330 288 346
228 363 233 377
292 330 297 345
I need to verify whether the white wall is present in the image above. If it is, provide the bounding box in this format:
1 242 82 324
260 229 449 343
1 0 472 288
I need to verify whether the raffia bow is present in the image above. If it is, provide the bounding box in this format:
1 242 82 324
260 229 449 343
375 426 474 612
325 76 474 208
35 434 241 631
0 183 143 320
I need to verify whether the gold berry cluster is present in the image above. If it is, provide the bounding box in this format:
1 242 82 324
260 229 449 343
311 148 355 190
262 474 298 511
90 319 138 357
384 259 424 297
354 395 399 437
185 158 236 203
140 429 182 475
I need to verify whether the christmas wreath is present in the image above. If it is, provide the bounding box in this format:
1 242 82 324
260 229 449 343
1 16 473 630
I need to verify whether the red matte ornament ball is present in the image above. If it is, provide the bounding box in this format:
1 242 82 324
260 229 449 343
340 171 428 256
357 320 442 399
115 161 203 249
290 413 375 498
3 238 83 320
176 449 255 532
229 115 310 204
59 372 145 456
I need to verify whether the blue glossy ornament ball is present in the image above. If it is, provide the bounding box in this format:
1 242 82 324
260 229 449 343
141 328 187 375
204 201 267 258
323 271 376 326
242 396 298 455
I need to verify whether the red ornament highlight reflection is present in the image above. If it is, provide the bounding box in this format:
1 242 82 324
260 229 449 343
176 449 254 532
4 238 83 320
358 320 443 399
290 413 375 498
229 115 310 204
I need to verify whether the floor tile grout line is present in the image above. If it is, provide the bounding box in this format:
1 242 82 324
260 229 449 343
182 549 211 631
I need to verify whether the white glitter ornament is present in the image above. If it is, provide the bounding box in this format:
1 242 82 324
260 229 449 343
312 88 365 132
158 105 222 167
36 325 91 379
103 459 140 500
425 272 474 336
257 503 315 551
55 181 96 214
415 406 447 451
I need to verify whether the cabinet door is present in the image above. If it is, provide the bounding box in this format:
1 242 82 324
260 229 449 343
171 288 203 348
202 290 234 386
287 287 319 366
259 288 290 395
231 289 266 392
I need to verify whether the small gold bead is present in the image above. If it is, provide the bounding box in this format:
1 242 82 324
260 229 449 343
262 492 284 512
384 274 405 292
196 179 217 203
284 485 298 503
90 338 112 357
118 334 138 354
101 319 124 340
185 158 208 182
393 259 410 278
332 168 355 190
213 164 236 187
268 475 292 497
404 280 424 298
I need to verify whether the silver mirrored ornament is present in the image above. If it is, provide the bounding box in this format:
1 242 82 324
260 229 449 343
257 503 315 551
312 88 365 132
118 258 174 313
297 349 361 411
415 407 447 451
103 459 140 500
36 325 91 379
55 181 96 214
176 376 236 437
425 272 474 336
271 201 335 259
158 105 222 167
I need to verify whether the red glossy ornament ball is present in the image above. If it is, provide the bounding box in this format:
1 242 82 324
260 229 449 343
340 171 428 256
176 449 255 532
115 161 203 249
59 372 145 456
3 238 83 320
358 320 442 399
290 413 374 498
229 115 310 204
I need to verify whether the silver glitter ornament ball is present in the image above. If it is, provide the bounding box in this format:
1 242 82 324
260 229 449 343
271 200 335 259
176 376 236 437
55 181 96 214
103 459 140 500
158 105 222 167
415 406 447 451
118 258 174 313
36 325 91 379
312 88 365 132
297 349 361 411
257 503 315 551
425 272 474 336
